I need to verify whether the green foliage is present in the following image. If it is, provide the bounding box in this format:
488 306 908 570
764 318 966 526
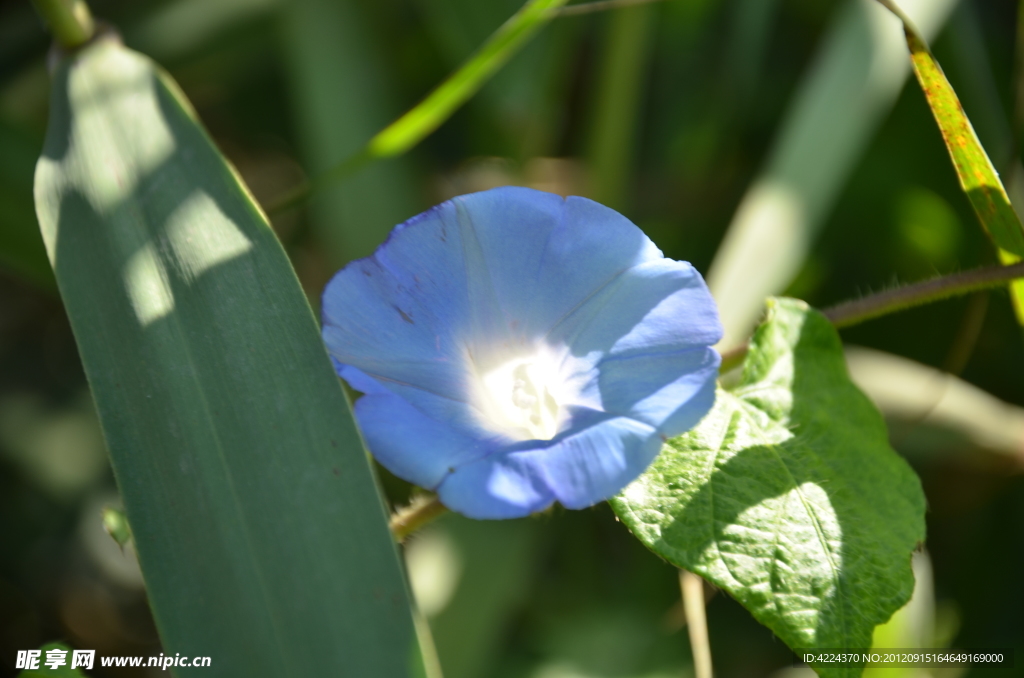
33 34 422 676
611 298 926 677
271 0 571 215
894 186 962 268
882 0 1024 323
101 506 132 549
706 0 958 345
427 516 541 678
367 0 570 158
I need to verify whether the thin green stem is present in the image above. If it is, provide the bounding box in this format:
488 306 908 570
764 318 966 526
31 0 95 49
389 495 448 542
719 260 1024 373
265 0 568 216
262 0 666 216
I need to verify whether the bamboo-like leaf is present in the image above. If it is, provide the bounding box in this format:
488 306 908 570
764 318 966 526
414 0 575 160
34 34 423 676
878 0 1024 323
1016 0 1024 154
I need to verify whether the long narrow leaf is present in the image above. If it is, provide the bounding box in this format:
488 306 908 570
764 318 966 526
877 0 1024 323
34 34 423 676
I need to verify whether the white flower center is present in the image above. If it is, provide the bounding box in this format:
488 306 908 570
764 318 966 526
480 353 563 441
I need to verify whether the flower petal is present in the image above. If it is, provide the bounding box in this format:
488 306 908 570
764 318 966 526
550 258 723 360
533 415 662 509
321 187 668 404
338 364 501 442
436 449 555 519
449 188 664 340
438 413 662 518
352 389 495 490
321 205 478 404
597 347 720 435
321 187 723 520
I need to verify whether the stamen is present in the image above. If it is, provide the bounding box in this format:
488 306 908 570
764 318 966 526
480 351 563 440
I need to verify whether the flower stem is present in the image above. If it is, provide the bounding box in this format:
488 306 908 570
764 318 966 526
389 495 449 542
30 0 95 49
719 260 1024 373
823 260 1024 328
680 570 714 678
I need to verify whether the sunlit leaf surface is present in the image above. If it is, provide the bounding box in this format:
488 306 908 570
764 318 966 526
611 298 925 677
33 35 422 676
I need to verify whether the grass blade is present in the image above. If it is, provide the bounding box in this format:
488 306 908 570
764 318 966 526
34 34 422 676
878 0 1024 323
269 0 569 213
368 0 567 157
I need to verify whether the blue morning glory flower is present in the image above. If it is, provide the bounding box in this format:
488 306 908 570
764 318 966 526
322 187 722 519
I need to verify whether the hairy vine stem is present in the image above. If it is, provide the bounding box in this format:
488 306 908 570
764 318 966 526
390 495 449 542
720 260 1024 373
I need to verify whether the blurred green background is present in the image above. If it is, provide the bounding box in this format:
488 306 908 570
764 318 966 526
1 0 1022 675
